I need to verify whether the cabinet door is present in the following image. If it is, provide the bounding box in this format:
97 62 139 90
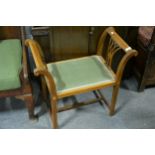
50 26 91 61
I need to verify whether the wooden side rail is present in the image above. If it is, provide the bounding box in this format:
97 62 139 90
25 39 57 99
97 27 138 85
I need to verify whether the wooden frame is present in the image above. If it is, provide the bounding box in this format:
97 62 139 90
0 26 37 120
25 27 138 128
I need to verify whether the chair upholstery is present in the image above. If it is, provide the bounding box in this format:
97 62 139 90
47 55 115 95
138 26 154 47
0 39 22 91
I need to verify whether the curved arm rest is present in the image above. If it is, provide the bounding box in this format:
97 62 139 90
97 27 138 85
115 49 138 85
25 39 58 99
97 27 133 56
34 68 58 99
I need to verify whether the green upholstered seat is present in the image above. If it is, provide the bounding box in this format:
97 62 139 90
0 39 22 91
47 55 115 94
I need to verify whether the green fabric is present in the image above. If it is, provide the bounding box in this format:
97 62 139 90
47 56 115 93
0 39 22 91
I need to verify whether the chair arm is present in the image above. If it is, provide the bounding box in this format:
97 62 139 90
97 27 138 85
115 49 138 85
25 39 58 98
34 67 58 99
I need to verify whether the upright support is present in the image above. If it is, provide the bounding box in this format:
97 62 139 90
24 94 38 120
109 84 120 116
50 98 58 129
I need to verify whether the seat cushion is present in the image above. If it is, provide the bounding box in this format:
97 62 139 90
0 39 22 91
47 55 115 94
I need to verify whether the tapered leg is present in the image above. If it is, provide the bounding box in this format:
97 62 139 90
50 98 58 129
24 94 38 120
109 85 120 116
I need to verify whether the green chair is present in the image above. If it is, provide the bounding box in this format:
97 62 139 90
25 27 138 128
0 26 37 120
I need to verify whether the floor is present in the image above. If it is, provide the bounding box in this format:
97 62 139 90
0 77 155 129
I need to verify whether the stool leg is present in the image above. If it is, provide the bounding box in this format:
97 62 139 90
24 94 38 120
109 85 119 116
50 98 58 129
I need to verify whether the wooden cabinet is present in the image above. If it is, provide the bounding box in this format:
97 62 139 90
31 26 129 62
0 26 21 40
50 26 91 60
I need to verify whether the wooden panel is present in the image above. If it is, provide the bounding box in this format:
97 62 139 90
50 26 90 61
32 26 52 62
88 26 107 55
31 26 129 62
0 26 21 40
33 35 52 62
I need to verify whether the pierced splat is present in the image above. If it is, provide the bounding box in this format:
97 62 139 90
106 38 121 67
